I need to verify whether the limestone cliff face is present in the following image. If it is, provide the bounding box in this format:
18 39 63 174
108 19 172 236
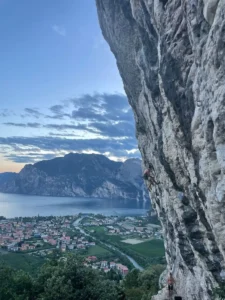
96 1 225 299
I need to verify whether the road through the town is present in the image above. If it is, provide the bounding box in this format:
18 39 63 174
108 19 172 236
73 218 144 271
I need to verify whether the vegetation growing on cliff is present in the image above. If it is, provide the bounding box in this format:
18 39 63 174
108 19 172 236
123 265 165 300
213 285 225 300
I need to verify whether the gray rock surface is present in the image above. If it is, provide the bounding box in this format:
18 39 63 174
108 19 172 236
96 0 225 299
0 153 148 201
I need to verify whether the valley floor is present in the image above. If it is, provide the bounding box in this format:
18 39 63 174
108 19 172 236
0 213 165 275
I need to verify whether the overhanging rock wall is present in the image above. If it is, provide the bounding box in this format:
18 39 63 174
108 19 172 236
96 1 225 299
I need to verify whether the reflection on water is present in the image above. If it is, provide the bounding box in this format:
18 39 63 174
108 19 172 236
0 193 150 218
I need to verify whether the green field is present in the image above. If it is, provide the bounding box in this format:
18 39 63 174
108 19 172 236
87 245 111 256
127 240 165 258
87 226 105 233
105 235 122 243
0 253 45 274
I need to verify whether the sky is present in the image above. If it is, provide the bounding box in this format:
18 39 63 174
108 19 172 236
0 0 139 173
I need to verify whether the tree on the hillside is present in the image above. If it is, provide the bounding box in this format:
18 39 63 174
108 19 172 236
0 256 125 300
0 254 165 300
12 270 34 300
106 269 122 282
0 265 33 300
138 265 165 293
123 265 165 300
124 287 144 300
35 258 121 300
123 269 140 289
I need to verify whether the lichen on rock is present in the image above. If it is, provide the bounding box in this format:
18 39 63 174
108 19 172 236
96 0 225 299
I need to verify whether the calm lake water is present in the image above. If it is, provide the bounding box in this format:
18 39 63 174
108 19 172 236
0 193 150 218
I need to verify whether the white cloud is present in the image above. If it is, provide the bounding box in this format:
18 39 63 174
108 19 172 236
52 25 66 37
126 149 139 154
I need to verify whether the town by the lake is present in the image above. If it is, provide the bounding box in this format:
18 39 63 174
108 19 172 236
0 213 165 275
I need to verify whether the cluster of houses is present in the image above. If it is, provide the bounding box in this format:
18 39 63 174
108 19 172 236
115 224 162 239
82 215 163 240
84 256 129 276
0 216 96 253
0 219 34 252
117 217 162 239
82 216 118 227
58 235 96 252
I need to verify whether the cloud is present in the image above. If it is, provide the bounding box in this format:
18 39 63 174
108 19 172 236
5 150 140 165
46 124 82 130
49 105 64 114
71 108 106 122
1 93 140 165
69 93 135 138
5 153 57 164
27 123 41 128
47 105 70 119
45 123 97 134
0 136 136 151
70 93 134 124
52 25 66 37
0 109 12 117
89 121 135 138
0 136 137 159
3 122 41 128
3 122 97 134
3 122 26 127
24 108 43 119
48 132 77 137
3 121 135 138
22 93 133 123
15 93 135 138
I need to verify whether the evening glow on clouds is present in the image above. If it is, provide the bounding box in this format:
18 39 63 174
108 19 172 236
0 0 139 173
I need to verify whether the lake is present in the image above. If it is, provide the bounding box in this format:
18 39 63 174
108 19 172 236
0 193 150 218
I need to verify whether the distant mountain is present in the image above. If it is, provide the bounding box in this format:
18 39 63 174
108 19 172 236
0 172 17 185
0 153 149 201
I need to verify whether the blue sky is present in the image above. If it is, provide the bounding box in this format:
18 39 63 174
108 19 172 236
0 0 139 172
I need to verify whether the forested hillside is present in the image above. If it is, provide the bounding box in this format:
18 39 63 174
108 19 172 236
0 255 165 300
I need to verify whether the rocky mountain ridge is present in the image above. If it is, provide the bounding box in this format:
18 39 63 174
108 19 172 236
0 153 148 201
96 0 225 299
0 172 17 185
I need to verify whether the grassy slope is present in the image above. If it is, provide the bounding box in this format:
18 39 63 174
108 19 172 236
105 235 122 243
87 245 111 256
0 253 45 274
